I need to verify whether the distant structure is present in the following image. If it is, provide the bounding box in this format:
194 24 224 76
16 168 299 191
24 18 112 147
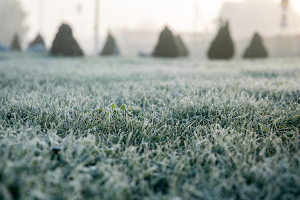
243 33 268 58
153 26 179 58
38 0 44 35
100 32 119 56
10 34 21 51
50 24 84 56
192 2 209 48
95 0 100 54
207 21 234 60
281 0 289 28
219 0 300 39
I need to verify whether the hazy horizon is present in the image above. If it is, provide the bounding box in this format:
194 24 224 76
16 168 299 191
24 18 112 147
17 0 300 54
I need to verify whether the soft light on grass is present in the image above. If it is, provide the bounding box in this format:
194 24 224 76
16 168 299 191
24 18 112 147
0 54 300 199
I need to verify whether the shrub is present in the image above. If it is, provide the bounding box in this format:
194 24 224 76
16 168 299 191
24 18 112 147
153 26 179 58
27 34 47 52
207 21 234 60
174 35 189 57
243 33 268 59
100 33 119 56
50 24 83 56
10 34 21 51
29 34 45 47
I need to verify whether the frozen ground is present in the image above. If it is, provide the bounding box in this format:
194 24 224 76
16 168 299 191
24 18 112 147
0 53 300 199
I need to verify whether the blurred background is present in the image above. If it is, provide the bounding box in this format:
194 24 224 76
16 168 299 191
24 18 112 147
1 0 300 58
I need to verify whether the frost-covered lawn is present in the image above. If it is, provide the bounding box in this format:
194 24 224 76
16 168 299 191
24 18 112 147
0 53 300 200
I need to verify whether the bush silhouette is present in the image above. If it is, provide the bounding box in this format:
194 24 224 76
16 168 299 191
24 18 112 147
207 21 234 60
174 35 189 57
153 26 179 58
100 33 119 56
29 34 45 47
27 34 47 52
50 24 83 56
11 34 21 51
243 33 268 59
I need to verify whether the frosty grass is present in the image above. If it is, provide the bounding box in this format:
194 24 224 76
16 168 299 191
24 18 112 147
0 53 300 199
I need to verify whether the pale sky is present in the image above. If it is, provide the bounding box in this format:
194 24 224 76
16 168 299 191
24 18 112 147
19 0 300 53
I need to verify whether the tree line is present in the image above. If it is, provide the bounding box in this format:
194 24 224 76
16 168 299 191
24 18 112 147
6 22 268 59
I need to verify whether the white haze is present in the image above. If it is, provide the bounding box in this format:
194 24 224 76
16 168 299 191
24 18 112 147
19 0 238 54
0 0 26 47
3 0 300 54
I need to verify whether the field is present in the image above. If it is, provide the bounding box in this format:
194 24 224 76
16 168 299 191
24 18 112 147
0 53 300 200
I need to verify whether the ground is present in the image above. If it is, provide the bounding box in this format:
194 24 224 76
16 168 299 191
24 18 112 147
0 53 300 199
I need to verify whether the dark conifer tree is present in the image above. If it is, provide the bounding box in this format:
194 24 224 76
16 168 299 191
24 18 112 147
153 26 179 58
243 33 268 59
11 34 21 51
100 33 119 56
29 34 45 47
174 35 189 57
207 21 234 60
50 24 83 56
27 34 47 52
